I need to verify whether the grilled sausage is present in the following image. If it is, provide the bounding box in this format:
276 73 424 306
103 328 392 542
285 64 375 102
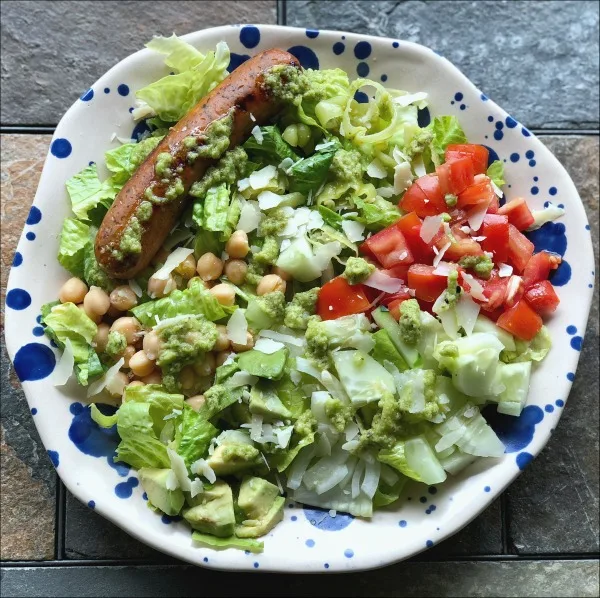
95 49 301 279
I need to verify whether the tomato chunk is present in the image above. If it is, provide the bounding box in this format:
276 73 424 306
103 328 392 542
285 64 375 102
400 174 447 217
381 289 412 321
407 264 448 303
480 214 509 263
396 212 436 262
446 144 489 175
382 264 411 281
437 157 475 196
360 225 414 269
438 225 484 261
457 175 495 209
507 224 535 273
522 251 562 289
496 300 543 341
525 280 560 316
317 277 371 320
481 270 509 312
498 197 535 231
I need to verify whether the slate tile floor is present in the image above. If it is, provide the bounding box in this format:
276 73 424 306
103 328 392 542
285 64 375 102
1 2 598 596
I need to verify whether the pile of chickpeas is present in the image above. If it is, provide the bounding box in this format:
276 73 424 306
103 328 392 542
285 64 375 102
56 228 292 411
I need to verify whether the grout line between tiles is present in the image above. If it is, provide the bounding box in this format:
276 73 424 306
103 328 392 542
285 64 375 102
500 493 509 554
54 479 66 560
277 0 286 25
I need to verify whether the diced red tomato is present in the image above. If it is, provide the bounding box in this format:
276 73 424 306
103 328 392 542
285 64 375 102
317 277 371 320
480 214 509 263
445 144 489 175
360 225 414 269
507 224 534 273
457 175 495 209
522 251 562 289
381 289 413 321
396 212 436 262
525 280 560 316
496 300 543 341
400 174 447 217
438 225 484 261
437 157 475 196
407 264 448 302
382 264 411 281
481 270 509 312
498 197 535 231
487 195 500 214
449 208 469 226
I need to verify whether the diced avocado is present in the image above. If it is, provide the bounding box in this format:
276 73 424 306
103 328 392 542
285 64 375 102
207 443 262 476
237 348 288 379
235 496 285 538
237 476 281 520
182 481 236 538
138 468 185 516
249 384 292 421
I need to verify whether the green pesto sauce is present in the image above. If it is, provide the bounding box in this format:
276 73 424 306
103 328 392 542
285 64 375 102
398 298 422 345
262 65 308 104
342 257 375 285
155 152 174 178
459 254 494 279
189 146 248 200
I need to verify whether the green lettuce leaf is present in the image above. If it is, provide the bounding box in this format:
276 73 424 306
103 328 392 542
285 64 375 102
486 160 505 188
174 404 218 468
353 196 401 229
243 126 300 163
317 205 343 229
83 238 116 292
65 164 117 222
58 218 90 278
501 326 552 364
131 280 233 327
104 136 164 185
288 143 339 195
123 384 185 434
76 347 104 386
428 116 467 165
146 34 207 73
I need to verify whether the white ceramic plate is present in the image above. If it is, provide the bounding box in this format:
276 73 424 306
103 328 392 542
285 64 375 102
4 24 595 572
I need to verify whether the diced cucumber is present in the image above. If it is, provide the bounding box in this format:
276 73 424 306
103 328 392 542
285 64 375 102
372 307 420 367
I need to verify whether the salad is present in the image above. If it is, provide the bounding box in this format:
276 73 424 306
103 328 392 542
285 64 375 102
40 35 565 553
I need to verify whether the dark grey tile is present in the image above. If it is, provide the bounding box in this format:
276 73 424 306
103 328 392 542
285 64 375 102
0 0 277 125
506 136 599 554
64 491 163 561
2 560 600 597
286 0 599 129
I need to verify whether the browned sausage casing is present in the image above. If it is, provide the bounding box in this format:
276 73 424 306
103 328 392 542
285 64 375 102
95 49 301 279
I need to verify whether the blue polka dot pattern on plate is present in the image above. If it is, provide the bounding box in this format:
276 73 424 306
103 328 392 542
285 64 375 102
31 408 38 415
392 41 399 48
253 562 259 569
399 520 407 527
288 45 319 70
381 74 388 82
203 557 208 563
505 116 517 128
488 116 494 122
50 138 72 158
88 500 95 509
522 127 531 137
486 404 544 453
481 93 488 101
556 399 565 407
418 107 431 127
26 206 42 225
484 486 491 492
80 88 94 101
531 186 539 195
526 222 570 286
460 104 466 110
240 26 260 49
357 62 369 77
567 372 575 381
161 514 182 524
333 41 345 55
117 84 129 96
516 452 534 470
304 506 354 531
291 515 297 521
47 450 59 467
549 186 557 195
426 540 434 548
142 492 148 501
428 486 437 495
454 92 463 101
14 342 55 381
104 87 110 94
6 288 31 310
227 53 250 73
26 232 36 241
419 496 427 503
305 539 315 547
354 90 369 104
12 251 23 267
567 325 577 334
570 336 583 351
510 152 520 162
354 41 371 59
526 150 534 159
545 404 554 413
306 29 319 38
324 563 330 569
344 549 354 558
115 477 139 498
32 326 44 337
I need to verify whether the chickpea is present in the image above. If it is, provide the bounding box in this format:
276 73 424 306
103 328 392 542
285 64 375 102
180 365 196 391
224 259 248 285
256 274 286 296
225 230 249 259
129 350 155 377
127 380 145 388
141 371 162 385
79 303 101 323
93 323 110 353
209 283 235 306
59 277 88 304
108 372 129 398
143 330 161 361
196 252 223 281
215 351 231 366
213 325 230 352
193 352 216 378
147 274 175 299
231 331 254 353
271 266 292 282
109 285 138 312
122 345 136 368
174 254 197 279
110 317 141 345
83 286 110 318
106 304 122 319
152 246 170 266
185 395 205 412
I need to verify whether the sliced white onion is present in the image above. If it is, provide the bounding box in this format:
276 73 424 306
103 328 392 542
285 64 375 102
87 358 125 398
254 337 285 354
128 279 143 298
364 269 404 293
250 125 263 144
341 219 365 242
257 190 285 210
52 338 75 386
461 272 487 301
190 458 217 483
237 201 262 233
152 247 194 281
287 445 316 490
226 308 248 345
376 186 395 198
421 215 443 243
367 159 388 179
467 202 490 232
351 460 365 499
433 241 452 267
498 263 513 278
361 458 381 499
393 91 428 107
455 293 480 336
393 162 413 194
